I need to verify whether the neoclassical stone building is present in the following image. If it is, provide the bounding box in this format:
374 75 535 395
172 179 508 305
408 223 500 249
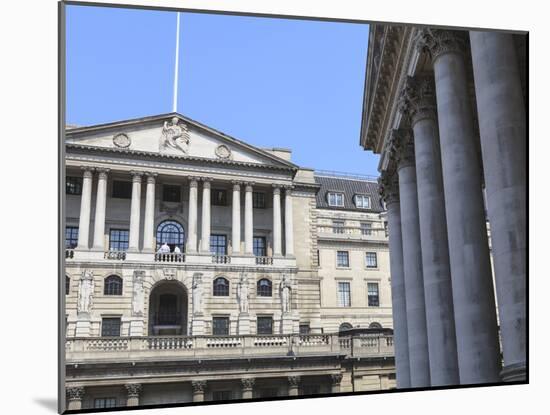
63 113 395 411
360 26 526 388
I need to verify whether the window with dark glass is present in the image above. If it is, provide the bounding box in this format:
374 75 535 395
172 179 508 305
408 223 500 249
360 222 373 236
211 189 227 206
104 275 123 295
338 282 351 307
162 184 181 202
337 251 349 267
213 277 229 296
65 276 70 295
253 192 266 208
101 317 121 337
257 278 272 297
302 385 320 395
212 390 232 401
212 316 230 335
368 282 380 307
94 398 117 409
65 226 79 249
253 236 266 256
109 229 129 251
156 220 185 252
365 252 378 268
210 234 227 255
258 388 278 398
333 220 344 234
299 323 311 335
66 176 82 195
112 180 132 198
257 316 273 335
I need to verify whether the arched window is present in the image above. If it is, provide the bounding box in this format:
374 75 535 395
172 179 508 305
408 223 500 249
104 275 123 296
339 322 353 332
213 277 229 296
156 220 185 253
66 275 70 295
257 278 272 297
369 322 383 329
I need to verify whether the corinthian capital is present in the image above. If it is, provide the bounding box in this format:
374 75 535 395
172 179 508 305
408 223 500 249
389 129 415 169
416 28 467 63
378 171 400 206
66 386 85 401
399 75 437 125
125 383 142 398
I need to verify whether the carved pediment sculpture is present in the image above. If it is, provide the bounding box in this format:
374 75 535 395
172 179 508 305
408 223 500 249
159 117 190 154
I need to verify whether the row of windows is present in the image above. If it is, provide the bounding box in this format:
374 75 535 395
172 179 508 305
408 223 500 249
65 275 123 296
334 250 378 268
331 220 374 235
337 281 380 307
327 192 371 209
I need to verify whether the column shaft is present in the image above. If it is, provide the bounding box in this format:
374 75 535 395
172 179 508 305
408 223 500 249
244 184 253 254
200 180 212 253
272 187 282 256
76 168 93 250
187 179 198 253
92 169 108 250
142 174 157 252
232 183 241 254
284 187 294 256
470 31 526 380
128 172 143 251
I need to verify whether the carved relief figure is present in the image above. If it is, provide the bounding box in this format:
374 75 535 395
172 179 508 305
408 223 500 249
159 117 190 153
132 271 145 317
192 273 203 315
236 273 250 314
280 273 292 313
77 269 94 314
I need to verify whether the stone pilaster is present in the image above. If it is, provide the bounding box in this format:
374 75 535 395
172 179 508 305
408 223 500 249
125 383 142 407
66 386 84 411
76 167 94 250
241 378 255 399
284 186 294 257
272 185 282 256
142 173 157 252
92 168 109 250
231 182 242 254
191 380 206 402
244 183 254 255
187 177 199 253
128 171 143 252
200 178 212 253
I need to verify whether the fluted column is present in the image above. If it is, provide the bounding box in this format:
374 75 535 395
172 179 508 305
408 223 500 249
379 172 410 389
284 186 294 257
92 168 109 250
244 183 254 254
128 171 143 252
400 75 459 386
66 387 84 411
391 129 430 387
231 182 242 254
288 376 300 396
470 31 526 381
241 378 255 399
125 383 142 407
191 380 206 402
330 373 342 393
419 29 500 384
142 173 157 253
272 186 282 256
200 178 212 253
76 167 94 250
187 178 199 253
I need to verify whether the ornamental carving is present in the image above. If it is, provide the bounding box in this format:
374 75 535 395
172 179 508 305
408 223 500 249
378 171 400 205
236 272 250 314
398 75 437 125
241 378 255 390
389 129 415 168
215 144 232 160
288 376 301 387
192 273 203 315
132 271 145 317
280 274 292 314
113 133 131 148
77 270 94 315
159 117 190 154
331 373 343 385
162 268 177 280
416 28 467 63
125 383 142 398
191 380 207 393
66 386 85 401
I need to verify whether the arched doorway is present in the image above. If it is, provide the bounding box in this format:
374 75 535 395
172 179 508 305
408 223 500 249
148 280 188 335
156 220 185 253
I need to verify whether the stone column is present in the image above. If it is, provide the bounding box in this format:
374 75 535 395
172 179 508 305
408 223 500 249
92 168 109 250
192 380 206 402
330 373 343 394
76 167 94 250
272 186 282 256
200 178 212 253
142 173 157 253
241 378 255 399
125 383 142 407
419 29 501 384
66 386 84 411
232 182 242 254
469 31 527 381
244 183 254 255
400 75 459 386
379 172 410 389
128 171 143 252
391 129 430 388
288 376 300 396
284 186 294 257
187 178 199 253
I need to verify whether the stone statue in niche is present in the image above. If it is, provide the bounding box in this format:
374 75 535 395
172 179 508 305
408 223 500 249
78 269 94 314
236 272 250 314
159 117 190 154
280 273 292 313
192 273 203 315
132 271 145 317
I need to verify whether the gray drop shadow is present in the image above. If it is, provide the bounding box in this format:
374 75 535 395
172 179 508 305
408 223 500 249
34 398 58 413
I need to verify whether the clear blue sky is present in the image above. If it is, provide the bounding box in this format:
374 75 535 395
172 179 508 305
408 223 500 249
66 4 379 175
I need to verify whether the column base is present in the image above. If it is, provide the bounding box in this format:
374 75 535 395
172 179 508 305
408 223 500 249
500 362 527 382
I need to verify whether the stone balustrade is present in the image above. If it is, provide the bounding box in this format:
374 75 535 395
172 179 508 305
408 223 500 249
317 225 387 240
154 252 185 263
104 250 127 260
255 256 274 265
211 255 231 264
65 249 74 259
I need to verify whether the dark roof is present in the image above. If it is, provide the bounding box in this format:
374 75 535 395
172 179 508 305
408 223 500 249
314 174 384 213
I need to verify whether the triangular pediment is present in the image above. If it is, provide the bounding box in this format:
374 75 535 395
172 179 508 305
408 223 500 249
66 113 297 170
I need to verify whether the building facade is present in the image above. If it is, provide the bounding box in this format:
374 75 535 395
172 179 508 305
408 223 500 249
360 26 526 388
63 114 395 411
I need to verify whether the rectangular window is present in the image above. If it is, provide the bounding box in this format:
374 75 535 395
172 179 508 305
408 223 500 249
65 226 79 249
212 390 232 401
368 282 380 307
360 222 372 236
253 236 267 256
94 398 117 409
101 317 121 337
66 176 82 195
109 229 129 251
212 316 230 335
210 234 227 255
365 252 378 268
355 195 371 209
336 251 349 267
257 316 273 335
338 282 351 307
299 323 311 335
211 189 227 206
162 184 181 202
253 192 266 208
332 220 345 234
328 192 344 207
302 385 320 395
258 388 278 398
112 180 132 199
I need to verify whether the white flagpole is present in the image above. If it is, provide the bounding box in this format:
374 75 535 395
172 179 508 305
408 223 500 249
172 12 181 113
